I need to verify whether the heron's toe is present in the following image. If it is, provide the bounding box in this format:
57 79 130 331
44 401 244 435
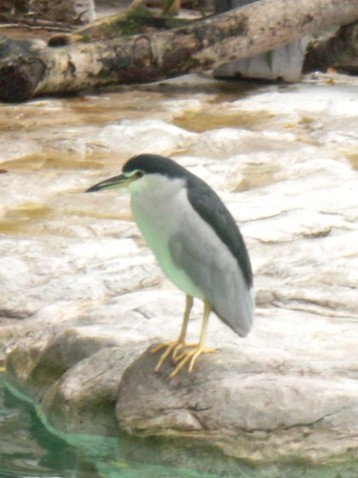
170 345 216 378
152 340 185 372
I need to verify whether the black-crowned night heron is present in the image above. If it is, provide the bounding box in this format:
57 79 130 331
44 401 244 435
86 154 254 377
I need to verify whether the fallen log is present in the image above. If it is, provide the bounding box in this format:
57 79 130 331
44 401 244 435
0 0 358 102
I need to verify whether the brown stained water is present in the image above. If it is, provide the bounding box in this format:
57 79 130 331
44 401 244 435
0 80 269 239
0 91 170 133
173 108 274 133
0 199 132 236
234 163 280 192
0 203 53 235
342 150 358 170
0 152 111 171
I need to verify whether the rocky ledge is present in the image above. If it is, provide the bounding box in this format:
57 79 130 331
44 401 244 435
0 74 358 475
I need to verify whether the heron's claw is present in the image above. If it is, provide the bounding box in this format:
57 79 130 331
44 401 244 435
170 345 216 378
151 340 185 373
151 341 216 377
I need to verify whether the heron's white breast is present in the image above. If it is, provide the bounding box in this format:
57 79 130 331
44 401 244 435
129 174 205 299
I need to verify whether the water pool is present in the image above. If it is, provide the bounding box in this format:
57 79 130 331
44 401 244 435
1 375 357 478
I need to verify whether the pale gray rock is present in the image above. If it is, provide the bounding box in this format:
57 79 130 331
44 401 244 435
41 345 145 436
116 347 358 465
0 75 357 474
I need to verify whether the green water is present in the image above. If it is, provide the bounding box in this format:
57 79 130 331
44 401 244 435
0 377 101 478
0 376 357 478
0 376 218 478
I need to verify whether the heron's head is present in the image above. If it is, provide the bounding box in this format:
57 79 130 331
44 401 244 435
85 154 189 194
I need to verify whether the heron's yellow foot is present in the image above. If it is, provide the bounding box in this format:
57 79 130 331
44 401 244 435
172 343 216 362
170 345 216 378
151 340 185 373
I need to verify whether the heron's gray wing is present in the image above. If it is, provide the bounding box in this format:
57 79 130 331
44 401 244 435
187 175 253 289
169 203 254 337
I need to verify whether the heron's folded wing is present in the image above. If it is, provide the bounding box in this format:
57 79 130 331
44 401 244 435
169 206 254 337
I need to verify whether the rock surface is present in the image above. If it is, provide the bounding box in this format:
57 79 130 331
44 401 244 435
0 73 358 474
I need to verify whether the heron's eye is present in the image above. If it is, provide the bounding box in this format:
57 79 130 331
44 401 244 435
135 170 144 179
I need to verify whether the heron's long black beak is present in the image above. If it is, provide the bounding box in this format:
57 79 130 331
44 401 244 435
85 173 129 193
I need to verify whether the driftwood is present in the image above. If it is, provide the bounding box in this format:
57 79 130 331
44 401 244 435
0 0 358 102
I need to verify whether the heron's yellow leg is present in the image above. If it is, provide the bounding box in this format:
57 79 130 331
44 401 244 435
170 301 216 378
151 295 193 372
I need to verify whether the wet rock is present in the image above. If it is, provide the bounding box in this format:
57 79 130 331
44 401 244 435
6 325 121 399
41 345 145 436
97 119 196 157
0 74 357 472
116 348 358 464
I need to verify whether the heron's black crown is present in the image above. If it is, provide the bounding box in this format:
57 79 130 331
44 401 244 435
123 154 192 180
